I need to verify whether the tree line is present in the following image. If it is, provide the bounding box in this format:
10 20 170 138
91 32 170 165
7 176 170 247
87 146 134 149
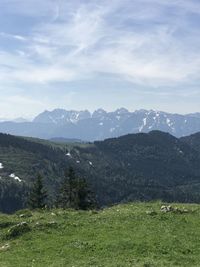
28 167 97 210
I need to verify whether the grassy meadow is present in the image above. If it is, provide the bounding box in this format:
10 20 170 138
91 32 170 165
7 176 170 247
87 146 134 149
0 202 200 267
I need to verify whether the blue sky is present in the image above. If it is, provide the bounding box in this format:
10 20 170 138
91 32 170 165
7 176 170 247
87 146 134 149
0 0 200 119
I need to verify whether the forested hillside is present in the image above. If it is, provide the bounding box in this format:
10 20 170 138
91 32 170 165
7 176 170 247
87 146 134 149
71 131 200 205
181 132 200 153
1 131 200 213
0 134 69 213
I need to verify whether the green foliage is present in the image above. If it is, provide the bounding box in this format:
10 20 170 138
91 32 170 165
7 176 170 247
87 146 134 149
0 221 15 229
77 177 97 210
57 167 96 210
15 209 32 218
1 131 200 214
28 175 47 209
0 178 27 213
73 131 200 206
0 133 70 213
6 222 31 239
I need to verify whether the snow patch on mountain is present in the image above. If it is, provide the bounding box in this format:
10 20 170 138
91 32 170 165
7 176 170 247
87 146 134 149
2 108 200 141
139 118 147 132
66 152 72 157
9 173 22 182
110 128 115 133
34 109 91 125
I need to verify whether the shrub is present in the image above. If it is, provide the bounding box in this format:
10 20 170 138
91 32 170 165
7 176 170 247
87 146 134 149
6 222 31 239
0 221 15 229
15 209 32 218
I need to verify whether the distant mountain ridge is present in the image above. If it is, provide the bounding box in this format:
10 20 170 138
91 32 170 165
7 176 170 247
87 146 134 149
0 108 200 140
33 109 91 125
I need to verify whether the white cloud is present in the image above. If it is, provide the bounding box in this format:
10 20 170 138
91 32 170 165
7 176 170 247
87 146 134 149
0 32 27 41
0 0 199 87
0 0 200 116
0 91 77 119
12 67 76 83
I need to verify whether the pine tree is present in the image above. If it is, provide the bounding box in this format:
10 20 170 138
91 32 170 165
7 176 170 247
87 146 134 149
28 174 47 209
57 167 97 210
77 177 97 210
57 167 81 209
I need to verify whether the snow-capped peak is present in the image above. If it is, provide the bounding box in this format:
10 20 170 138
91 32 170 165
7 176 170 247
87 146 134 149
115 108 129 114
33 109 91 125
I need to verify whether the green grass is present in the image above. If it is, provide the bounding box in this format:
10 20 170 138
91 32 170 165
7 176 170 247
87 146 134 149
1 202 200 267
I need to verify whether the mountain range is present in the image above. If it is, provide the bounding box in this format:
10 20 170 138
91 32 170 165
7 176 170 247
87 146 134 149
0 108 200 141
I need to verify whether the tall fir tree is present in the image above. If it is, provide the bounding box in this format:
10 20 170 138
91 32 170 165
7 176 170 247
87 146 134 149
77 177 97 210
57 167 96 210
57 167 77 209
28 174 47 209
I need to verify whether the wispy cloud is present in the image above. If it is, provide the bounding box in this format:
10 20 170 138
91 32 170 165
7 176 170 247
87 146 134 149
0 0 200 116
1 0 200 86
0 32 27 41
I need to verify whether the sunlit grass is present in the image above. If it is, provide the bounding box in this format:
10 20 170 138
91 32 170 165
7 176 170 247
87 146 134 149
0 202 200 267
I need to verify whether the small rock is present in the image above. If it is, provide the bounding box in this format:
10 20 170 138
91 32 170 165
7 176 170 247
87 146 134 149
161 205 189 214
16 210 32 218
161 205 173 213
0 243 10 252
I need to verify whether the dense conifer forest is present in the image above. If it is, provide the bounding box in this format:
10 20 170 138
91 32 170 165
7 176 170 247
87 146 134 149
1 131 200 213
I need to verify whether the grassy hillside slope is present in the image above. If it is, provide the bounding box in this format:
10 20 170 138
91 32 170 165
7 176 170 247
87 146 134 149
1 202 200 267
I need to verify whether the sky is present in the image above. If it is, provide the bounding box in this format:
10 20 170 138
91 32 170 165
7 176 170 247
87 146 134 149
0 0 200 119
